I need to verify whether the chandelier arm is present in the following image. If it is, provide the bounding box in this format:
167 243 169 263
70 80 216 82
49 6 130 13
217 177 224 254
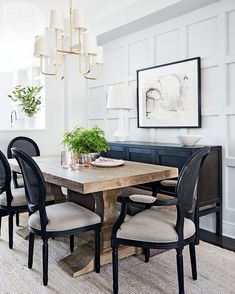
78 29 81 52
52 30 64 80
79 54 91 75
40 56 56 76
57 49 80 55
84 63 99 80
61 36 65 80
69 0 73 51
55 29 59 80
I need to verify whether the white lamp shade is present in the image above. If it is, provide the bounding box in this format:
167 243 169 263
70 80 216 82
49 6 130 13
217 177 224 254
83 33 97 55
50 10 64 32
94 46 104 64
34 35 50 58
73 9 87 31
106 84 135 109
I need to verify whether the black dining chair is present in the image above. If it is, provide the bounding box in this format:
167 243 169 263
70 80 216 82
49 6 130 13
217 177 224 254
111 146 210 294
7 136 40 189
7 136 41 227
0 150 54 249
12 147 101 286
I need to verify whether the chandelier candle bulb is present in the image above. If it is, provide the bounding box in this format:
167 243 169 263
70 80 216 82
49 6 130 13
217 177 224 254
73 9 87 31
50 10 64 32
34 35 50 58
83 33 97 55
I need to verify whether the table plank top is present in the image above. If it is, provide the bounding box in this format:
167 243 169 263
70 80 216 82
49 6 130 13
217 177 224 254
9 156 178 194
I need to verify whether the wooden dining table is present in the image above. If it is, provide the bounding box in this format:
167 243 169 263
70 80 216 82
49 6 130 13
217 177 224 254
9 155 178 277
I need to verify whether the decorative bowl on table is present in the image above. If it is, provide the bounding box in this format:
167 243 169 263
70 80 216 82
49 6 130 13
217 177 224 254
177 135 202 146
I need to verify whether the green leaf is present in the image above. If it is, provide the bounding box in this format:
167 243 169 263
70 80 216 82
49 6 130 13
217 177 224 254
62 125 109 155
8 85 43 117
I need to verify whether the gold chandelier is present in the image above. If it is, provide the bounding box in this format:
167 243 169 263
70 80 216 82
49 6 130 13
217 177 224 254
33 0 104 80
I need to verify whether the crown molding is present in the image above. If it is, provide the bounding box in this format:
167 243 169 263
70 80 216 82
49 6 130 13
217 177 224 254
90 0 145 21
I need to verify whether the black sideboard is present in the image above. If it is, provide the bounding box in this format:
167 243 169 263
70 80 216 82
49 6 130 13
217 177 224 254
105 141 222 240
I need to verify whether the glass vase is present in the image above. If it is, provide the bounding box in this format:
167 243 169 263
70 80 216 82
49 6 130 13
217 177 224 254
70 151 79 170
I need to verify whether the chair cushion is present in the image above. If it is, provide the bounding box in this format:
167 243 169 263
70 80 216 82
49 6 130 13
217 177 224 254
123 187 153 196
0 188 27 207
130 194 156 204
28 202 101 232
160 180 177 187
117 208 195 243
16 174 24 188
0 189 54 207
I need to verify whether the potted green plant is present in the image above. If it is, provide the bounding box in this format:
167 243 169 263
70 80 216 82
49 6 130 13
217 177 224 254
63 125 110 163
8 85 43 127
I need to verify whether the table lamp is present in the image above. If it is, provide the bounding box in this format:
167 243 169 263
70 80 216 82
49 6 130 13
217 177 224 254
106 84 135 141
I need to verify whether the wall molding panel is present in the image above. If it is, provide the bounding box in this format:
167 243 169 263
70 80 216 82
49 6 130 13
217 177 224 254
87 0 235 238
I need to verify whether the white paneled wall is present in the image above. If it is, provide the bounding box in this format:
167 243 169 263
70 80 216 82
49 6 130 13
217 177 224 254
87 0 235 238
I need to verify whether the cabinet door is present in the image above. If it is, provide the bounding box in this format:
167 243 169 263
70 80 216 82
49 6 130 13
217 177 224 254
197 147 221 205
127 147 155 164
106 145 125 159
158 149 192 171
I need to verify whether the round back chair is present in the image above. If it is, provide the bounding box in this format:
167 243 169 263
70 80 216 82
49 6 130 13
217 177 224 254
7 136 40 159
7 136 40 189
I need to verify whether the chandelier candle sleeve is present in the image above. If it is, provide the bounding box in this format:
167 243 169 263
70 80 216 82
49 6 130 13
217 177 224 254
34 36 50 58
50 10 64 32
83 34 97 55
62 19 70 37
73 9 87 31
94 46 104 64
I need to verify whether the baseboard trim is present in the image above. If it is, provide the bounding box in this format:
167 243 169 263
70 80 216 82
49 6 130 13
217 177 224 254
223 221 235 239
199 229 235 252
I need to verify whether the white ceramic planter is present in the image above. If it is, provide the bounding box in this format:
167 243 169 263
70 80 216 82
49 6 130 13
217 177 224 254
24 116 36 129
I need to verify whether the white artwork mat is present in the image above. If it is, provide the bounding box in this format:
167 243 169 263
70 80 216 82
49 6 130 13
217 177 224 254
137 58 200 128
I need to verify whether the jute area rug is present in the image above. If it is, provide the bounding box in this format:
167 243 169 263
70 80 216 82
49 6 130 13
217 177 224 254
0 214 234 294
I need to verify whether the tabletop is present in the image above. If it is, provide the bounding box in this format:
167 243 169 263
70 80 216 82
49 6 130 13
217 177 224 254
9 155 178 194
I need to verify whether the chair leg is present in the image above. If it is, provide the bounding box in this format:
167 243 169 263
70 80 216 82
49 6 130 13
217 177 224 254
176 248 185 294
112 243 119 294
16 211 20 227
144 248 150 263
95 230 100 273
42 238 49 286
189 243 197 280
28 232 35 269
8 213 14 249
70 235 74 253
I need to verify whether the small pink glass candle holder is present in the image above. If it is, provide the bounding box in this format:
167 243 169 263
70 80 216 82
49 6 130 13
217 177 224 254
82 154 91 168
70 151 80 170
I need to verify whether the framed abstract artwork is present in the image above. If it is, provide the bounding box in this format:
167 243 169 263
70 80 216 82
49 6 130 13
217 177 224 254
137 57 201 128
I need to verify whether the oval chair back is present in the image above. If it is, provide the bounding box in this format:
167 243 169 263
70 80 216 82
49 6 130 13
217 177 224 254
0 150 13 206
175 146 211 218
11 148 48 232
7 137 40 159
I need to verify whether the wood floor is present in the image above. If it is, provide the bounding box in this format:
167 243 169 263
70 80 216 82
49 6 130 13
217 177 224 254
199 229 235 252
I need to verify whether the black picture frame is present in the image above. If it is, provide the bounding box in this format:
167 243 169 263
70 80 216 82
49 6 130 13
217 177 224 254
137 57 201 128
